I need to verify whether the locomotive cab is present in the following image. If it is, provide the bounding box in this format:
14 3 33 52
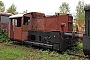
8 12 45 41
8 13 30 41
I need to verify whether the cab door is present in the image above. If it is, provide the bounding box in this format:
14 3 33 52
14 17 22 40
22 16 30 41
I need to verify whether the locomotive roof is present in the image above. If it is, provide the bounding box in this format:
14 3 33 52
9 14 24 18
0 12 12 16
9 12 45 19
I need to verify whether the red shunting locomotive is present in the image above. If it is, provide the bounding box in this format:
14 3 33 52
8 12 81 51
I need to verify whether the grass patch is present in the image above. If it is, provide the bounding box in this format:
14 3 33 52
0 42 88 60
0 44 26 60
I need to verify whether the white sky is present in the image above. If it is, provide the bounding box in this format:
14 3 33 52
1 0 90 15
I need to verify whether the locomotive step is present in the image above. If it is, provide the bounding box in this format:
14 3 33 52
24 41 53 49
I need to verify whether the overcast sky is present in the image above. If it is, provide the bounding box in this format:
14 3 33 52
1 0 90 15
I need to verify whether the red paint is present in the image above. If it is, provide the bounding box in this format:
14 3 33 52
8 20 12 39
32 14 73 32
0 23 8 30
0 12 12 31
22 31 28 41
14 27 22 40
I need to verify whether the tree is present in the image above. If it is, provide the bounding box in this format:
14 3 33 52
6 3 18 14
59 2 70 14
0 1 5 12
75 1 85 24
75 0 85 32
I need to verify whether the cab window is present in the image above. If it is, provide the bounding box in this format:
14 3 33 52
23 16 30 25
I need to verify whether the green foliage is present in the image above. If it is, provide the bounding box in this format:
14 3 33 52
0 46 26 60
6 3 18 14
73 24 76 31
59 2 70 14
0 42 88 60
75 42 83 50
0 29 10 44
75 0 85 25
67 42 82 53
0 1 5 12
